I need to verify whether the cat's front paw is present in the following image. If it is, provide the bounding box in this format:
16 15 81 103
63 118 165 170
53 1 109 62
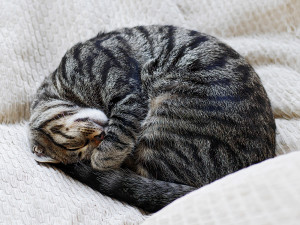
91 146 126 171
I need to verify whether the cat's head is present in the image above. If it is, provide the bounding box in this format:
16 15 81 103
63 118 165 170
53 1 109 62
29 103 108 164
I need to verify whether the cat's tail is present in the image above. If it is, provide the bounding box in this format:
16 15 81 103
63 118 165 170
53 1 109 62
55 162 196 212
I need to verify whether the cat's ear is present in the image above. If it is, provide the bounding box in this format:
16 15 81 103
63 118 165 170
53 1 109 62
32 145 60 163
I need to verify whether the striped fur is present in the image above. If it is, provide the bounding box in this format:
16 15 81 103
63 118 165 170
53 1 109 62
29 25 276 212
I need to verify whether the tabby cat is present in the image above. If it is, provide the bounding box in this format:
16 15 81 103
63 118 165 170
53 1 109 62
29 25 276 212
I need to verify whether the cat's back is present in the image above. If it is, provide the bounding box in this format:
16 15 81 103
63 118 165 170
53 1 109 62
84 25 223 66
60 25 244 84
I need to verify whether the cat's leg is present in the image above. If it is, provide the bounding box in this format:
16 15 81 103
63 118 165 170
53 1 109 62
56 161 196 212
133 90 210 187
91 93 146 171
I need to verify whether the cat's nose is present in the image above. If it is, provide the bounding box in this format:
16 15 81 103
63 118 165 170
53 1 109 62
90 131 105 146
93 131 105 141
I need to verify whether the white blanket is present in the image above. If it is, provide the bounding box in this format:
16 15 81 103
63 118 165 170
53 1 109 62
0 0 299 224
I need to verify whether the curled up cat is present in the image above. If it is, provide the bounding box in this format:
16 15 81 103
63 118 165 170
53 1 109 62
29 25 276 212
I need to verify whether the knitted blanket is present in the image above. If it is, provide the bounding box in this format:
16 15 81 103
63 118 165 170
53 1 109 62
0 0 299 224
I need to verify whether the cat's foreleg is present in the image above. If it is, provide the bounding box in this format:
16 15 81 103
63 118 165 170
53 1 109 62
91 93 145 171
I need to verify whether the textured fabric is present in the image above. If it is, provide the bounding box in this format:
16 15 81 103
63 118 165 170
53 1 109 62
0 0 299 224
0 122 148 225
